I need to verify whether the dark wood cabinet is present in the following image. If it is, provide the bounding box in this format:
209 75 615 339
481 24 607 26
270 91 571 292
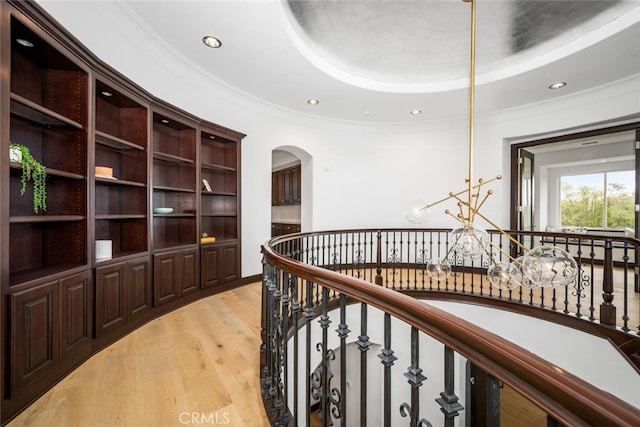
127 257 152 319
1 1 243 422
272 165 301 206
200 128 240 242
271 222 302 237
153 248 199 306
8 271 91 397
95 256 151 337
94 78 149 261
152 112 198 250
201 242 240 288
291 166 301 204
7 14 89 287
199 126 242 286
9 280 60 396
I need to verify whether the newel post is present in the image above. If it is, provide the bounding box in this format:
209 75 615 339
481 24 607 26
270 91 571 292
599 238 616 326
375 230 383 285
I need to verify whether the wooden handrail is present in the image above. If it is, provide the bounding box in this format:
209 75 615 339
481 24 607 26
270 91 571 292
262 233 640 426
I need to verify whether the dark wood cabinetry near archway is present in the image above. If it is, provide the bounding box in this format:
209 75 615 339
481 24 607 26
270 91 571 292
272 165 301 206
0 1 245 423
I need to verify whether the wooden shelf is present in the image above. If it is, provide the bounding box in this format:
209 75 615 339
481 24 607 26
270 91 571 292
10 215 85 223
153 151 194 164
95 130 144 151
201 163 236 172
202 191 237 196
201 213 237 217
9 162 85 180
9 263 87 287
95 214 146 220
94 177 145 187
153 185 196 193
10 93 84 129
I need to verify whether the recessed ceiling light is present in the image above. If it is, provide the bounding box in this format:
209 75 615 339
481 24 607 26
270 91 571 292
101 91 113 97
202 36 222 48
209 135 215 140
549 82 567 90
161 119 170 124
307 99 319 106
410 109 422 116
16 38 34 48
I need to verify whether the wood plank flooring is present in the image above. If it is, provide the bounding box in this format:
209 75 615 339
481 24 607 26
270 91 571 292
8 283 270 427
8 275 634 426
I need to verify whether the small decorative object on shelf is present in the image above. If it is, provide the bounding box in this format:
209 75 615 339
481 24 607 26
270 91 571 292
10 142 47 213
95 239 112 260
153 207 173 214
201 232 215 244
202 178 212 192
95 166 117 180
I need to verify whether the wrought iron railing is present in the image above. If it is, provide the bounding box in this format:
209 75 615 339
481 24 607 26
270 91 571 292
261 229 640 426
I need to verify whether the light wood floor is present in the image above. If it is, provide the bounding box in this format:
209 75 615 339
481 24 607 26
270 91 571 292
8 276 633 427
8 283 270 427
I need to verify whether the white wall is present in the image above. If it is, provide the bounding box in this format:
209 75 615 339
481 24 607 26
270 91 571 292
37 1 640 278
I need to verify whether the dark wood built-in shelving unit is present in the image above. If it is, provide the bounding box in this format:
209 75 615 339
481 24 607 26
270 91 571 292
0 1 245 423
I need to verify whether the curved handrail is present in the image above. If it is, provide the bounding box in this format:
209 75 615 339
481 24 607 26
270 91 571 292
262 230 640 426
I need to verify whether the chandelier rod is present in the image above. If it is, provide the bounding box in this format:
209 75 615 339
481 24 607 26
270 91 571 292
466 0 476 222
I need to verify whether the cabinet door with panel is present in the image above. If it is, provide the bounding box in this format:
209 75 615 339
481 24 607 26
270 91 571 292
8 270 91 397
153 248 198 305
153 251 179 306
95 263 127 336
60 272 92 359
95 257 150 337
9 280 60 396
179 248 198 296
291 166 301 204
271 165 301 206
127 257 151 320
201 242 239 288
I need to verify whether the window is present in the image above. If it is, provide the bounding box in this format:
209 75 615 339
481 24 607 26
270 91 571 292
560 171 635 229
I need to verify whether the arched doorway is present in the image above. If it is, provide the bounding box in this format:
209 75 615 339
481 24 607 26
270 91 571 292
271 147 313 236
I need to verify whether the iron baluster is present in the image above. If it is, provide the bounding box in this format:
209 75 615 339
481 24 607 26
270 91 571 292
378 312 397 427
356 303 371 426
435 346 464 426
336 294 350 427
400 326 432 427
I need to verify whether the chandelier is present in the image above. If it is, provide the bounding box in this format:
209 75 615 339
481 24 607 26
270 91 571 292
405 0 577 290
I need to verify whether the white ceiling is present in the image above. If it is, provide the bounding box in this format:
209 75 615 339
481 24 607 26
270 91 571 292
39 0 640 124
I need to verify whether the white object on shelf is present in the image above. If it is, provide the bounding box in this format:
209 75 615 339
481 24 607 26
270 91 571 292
9 146 22 163
95 240 112 260
153 207 173 214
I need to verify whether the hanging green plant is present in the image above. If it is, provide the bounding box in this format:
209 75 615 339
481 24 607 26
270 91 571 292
10 142 47 213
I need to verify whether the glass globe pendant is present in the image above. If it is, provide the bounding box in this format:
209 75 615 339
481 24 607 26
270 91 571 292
520 246 578 288
427 259 451 281
488 262 520 290
405 200 430 224
451 222 489 260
